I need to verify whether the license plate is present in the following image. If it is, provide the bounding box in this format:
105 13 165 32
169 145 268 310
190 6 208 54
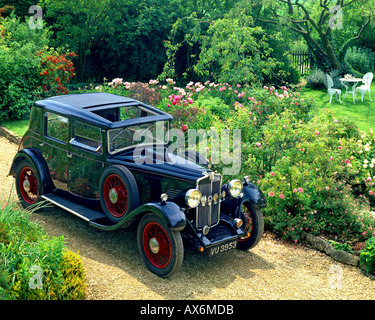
209 240 237 256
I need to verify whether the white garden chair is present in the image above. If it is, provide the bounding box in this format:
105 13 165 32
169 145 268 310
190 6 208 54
356 72 373 102
325 74 342 104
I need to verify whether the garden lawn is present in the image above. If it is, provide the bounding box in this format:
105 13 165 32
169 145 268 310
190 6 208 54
1 118 29 137
302 82 375 132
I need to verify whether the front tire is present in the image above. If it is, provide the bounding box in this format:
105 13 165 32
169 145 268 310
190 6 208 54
137 213 184 278
15 159 42 208
99 165 139 223
237 202 264 251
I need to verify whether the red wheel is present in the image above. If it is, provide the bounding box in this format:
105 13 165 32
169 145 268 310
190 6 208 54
237 202 264 251
103 174 129 218
238 203 254 243
15 160 42 207
99 165 139 223
138 214 184 277
19 167 39 204
142 222 172 268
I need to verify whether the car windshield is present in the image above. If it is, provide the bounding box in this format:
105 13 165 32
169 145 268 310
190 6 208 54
108 121 169 154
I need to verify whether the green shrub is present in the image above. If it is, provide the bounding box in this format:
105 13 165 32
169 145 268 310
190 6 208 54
345 46 375 75
328 240 354 254
0 201 86 300
360 237 375 273
0 15 76 121
306 68 326 89
247 110 373 241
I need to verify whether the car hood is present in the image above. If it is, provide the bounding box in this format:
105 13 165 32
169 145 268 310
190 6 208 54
109 145 210 182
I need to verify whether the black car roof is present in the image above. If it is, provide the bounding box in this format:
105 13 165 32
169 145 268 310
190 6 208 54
35 93 172 129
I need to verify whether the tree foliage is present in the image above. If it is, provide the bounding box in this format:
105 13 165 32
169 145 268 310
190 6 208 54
194 16 282 85
255 0 374 70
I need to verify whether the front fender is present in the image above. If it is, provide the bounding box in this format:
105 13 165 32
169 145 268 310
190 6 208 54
137 202 187 231
242 182 267 209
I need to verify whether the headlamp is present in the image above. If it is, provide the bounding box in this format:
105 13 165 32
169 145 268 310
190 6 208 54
185 189 202 208
228 179 243 198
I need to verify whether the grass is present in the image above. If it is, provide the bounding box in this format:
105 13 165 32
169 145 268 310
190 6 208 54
302 82 375 132
1 118 30 137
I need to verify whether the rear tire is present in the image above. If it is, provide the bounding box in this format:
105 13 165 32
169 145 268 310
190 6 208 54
15 159 43 208
137 213 184 278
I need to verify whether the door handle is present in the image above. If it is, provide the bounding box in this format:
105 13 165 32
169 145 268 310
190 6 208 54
67 152 73 158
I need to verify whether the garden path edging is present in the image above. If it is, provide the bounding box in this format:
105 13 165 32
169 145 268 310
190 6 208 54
301 231 360 267
0 126 21 144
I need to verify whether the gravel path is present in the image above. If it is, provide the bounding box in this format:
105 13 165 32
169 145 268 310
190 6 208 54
1 136 374 300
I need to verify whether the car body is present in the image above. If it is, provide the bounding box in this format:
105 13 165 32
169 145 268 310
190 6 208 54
9 92 267 277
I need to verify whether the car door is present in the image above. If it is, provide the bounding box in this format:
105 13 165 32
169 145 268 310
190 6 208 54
41 111 70 191
68 120 105 199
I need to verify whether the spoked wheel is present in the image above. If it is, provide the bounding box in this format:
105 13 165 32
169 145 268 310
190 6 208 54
237 202 264 251
103 174 129 218
99 165 139 223
15 160 42 208
137 213 183 278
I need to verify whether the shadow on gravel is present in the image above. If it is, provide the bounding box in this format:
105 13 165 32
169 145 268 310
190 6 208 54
31 206 275 299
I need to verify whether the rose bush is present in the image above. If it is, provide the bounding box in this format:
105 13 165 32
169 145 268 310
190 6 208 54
248 110 375 242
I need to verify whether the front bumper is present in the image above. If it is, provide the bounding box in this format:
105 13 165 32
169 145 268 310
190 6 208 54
187 214 246 252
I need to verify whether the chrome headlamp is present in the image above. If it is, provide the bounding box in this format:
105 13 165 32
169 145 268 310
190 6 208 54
228 179 243 198
185 189 202 208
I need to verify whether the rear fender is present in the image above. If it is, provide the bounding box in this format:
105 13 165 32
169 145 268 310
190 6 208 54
9 148 54 194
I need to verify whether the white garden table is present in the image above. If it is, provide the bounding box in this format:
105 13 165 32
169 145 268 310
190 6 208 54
340 77 363 103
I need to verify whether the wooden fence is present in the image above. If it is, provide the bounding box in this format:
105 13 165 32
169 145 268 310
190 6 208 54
290 51 314 75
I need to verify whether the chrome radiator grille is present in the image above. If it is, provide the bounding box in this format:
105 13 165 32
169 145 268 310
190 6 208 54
196 173 222 229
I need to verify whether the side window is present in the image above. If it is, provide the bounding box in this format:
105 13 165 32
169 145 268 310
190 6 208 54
71 121 103 154
45 112 69 143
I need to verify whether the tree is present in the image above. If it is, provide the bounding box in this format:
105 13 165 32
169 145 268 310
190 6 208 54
160 3 292 85
194 16 283 84
255 0 374 70
40 0 115 80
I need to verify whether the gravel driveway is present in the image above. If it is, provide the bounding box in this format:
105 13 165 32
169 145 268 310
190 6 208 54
1 136 374 300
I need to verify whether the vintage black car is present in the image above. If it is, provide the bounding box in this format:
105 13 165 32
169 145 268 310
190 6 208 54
9 92 266 277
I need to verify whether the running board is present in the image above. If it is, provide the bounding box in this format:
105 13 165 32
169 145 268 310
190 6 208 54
41 193 116 228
